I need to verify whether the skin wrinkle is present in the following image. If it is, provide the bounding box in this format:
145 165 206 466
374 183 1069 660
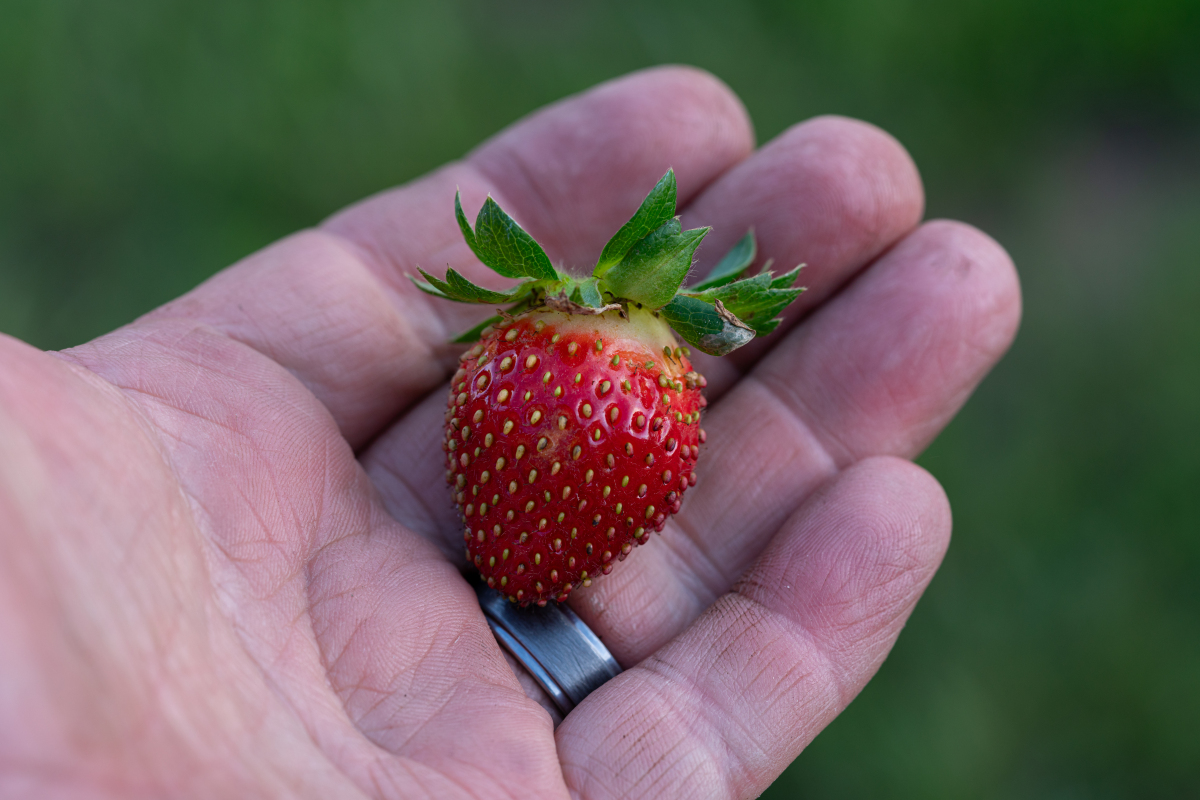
801 504 933 655
614 701 707 798
563 760 606 800
320 606 377 691
738 468 946 688
637 736 720 800
721 592 851 719
383 677 553 794
223 281 281 363
117 382 260 459
323 221 420 300
694 124 905 259
612 659 733 797
748 369 857 469
308 543 459 638
362 688 560 800
693 638 773 796
230 485 293 576
354 624 459 729
303 525 375 578
701 610 809 786
360 676 461 754
321 185 467 302
318 589 439 710
828 548 937 650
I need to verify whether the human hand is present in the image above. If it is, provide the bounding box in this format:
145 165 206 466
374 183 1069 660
0 67 1020 799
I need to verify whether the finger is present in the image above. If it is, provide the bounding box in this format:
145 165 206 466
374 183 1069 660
570 220 1019 663
557 457 951 800
679 115 925 397
86 67 752 448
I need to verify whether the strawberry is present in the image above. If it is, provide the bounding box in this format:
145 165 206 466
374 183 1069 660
416 170 804 605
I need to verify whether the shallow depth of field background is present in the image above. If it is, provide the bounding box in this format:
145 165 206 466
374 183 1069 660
3 1 1199 796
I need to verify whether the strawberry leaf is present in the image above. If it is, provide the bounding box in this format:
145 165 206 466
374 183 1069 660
455 191 557 281
599 220 709 310
572 277 605 308
454 191 479 256
684 270 805 335
412 267 535 304
411 275 453 300
769 264 804 289
594 169 677 278
689 230 757 291
658 294 756 356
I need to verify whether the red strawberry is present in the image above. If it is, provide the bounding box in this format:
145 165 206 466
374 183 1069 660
417 169 804 604
445 308 707 605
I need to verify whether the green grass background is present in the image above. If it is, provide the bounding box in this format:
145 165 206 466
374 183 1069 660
3 1 1199 796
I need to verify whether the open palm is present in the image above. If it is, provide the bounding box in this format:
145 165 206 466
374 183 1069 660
0 68 1019 799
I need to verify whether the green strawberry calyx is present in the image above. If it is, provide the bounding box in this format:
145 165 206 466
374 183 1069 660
410 169 805 356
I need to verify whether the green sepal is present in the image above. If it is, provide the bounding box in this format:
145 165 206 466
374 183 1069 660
455 191 557 281
454 191 479 258
599 219 709 310
769 264 803 289
658 295 756 356
594 169 678 278
689 230 757 291
411 275 453 300
571 277 605 308
684 270 805 335
412 267 534 305
451 315 504 343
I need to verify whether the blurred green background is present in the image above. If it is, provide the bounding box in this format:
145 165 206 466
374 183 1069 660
3 1 1199 796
